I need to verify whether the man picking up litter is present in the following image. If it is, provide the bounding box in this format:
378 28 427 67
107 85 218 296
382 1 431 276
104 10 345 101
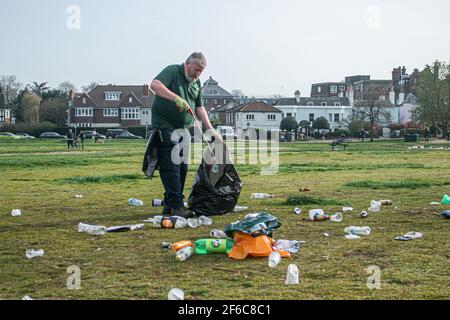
148 52 222 218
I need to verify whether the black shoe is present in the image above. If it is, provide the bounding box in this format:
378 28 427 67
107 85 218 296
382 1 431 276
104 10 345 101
162 205 171 215
170 207 195 219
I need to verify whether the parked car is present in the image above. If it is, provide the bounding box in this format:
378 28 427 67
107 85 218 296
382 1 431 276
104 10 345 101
15 133 36 139
82 130 106 140
114 131 143 139
39 132 67 139
217 126 237 140
0 132 19 139
106 129 126 139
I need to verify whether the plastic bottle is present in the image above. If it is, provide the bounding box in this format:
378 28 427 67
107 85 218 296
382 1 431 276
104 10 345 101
274 240 304 253
368 200 381 212
150 216 188 229
285 264 299 285
198 216 213 226
11 209 22 217
233 206 248 212
152 199 164 206
25 249 44 259
128 198 144 206
194 239 234 254
329 212 343 222
170 240 193 252
78 222 107 235
168 288 184 300
210 229 228 238
309 210 342 222
342 207 353 212
344 226 371 236
251 193 274 199
268 251 281 268
175 246 193 261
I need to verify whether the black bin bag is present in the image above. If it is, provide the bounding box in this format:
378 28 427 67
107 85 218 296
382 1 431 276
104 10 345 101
188 143 242 216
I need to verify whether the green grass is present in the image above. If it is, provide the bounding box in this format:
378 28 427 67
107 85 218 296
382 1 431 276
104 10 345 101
0 138 449 300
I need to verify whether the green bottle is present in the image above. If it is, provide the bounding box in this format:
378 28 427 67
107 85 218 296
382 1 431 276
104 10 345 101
194 239 234 254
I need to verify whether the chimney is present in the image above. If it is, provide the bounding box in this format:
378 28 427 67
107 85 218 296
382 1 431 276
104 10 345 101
143 84 149 96
294 90 301 103
68 89 75 100
392 67 401 84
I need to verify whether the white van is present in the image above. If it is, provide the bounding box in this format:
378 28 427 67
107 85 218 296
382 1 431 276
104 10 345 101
217 126 236 140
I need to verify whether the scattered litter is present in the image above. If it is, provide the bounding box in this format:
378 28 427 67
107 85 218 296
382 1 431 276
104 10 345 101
233 205 248 213
11 209 22 217
198 215 213 226
395 231 423 241
251 193 274 199
294 207 302 215
323 233 329 237
195 239 234 254
368 200 381 212
22 295 33 300
161 242 171 249
210 229 229 238
439 210 450 219
244 212 261 219
360 211 368 218
74 194 83 198
379 200 392 205
225 212 281 237
285 264 299 285
441 194 450 205
128 198 144 206
168 288 184 300
78 222 107 235
299 187 310 192
273 240 304 253
394 207 399 210
175 246 194 261
170 240 193 252
145 216 187 229
342 207 353 212
26 249 44 259
268 251 281 268
187 218 199 228
345 234 361 240
430 202 441 205
152 199 164 206
345 226 371 236
308 209 342 222
106 224 144 232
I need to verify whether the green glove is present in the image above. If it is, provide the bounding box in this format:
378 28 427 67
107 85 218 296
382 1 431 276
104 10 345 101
174 96 191 112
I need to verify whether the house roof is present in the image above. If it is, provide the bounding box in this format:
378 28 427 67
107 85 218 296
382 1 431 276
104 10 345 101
201 77 233 98
227 101 282 113
209 101 239 113
276 97 351 106
75 85 155 108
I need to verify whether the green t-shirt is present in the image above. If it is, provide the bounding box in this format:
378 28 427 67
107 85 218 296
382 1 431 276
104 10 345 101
151 64 202 130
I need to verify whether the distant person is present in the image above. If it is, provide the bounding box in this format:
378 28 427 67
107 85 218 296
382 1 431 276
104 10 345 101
67 129 75 150
424 127 430 143
79 130 85 149
92 129 98 143
360 128 365 142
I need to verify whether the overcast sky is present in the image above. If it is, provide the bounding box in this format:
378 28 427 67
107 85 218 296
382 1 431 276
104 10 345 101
1 0 449 97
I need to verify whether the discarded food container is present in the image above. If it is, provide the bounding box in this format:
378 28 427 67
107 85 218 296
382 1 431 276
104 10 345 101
251 193 274 199
187 218 199 228
344 226 371 236
233 206 248 212
198 215 213 226
170 240 193 252
11 209 22 217
285 264 299 285
175 246 194 261
342 207 353 212
26 249 44 259
360 211 368 218
194 239 234 254
395 231 423 241
294 207 302 215
274 240 304 253
78 222 107 235
168 288 184 300
210 229 228 238
268 251 281 268
128 198 144 206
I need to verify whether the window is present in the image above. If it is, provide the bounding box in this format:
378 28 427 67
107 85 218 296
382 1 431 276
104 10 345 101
330 85 337 94
75 108 93 116
339 85 346 91
321 102 327 106
334 102 341 106
224 99 227 104
246 114 255 120
103 108 118 117
129 97 133 103
309 113 314 122
82 98 86 104
121 108 140 120
329 113 332 123
307 102 313 106
142 109 149 115
105 92 121 101
317 86 322 93
268 114 276 120
0 110 4 123
379 95 386 101
334 113 340 123
385 112 391 122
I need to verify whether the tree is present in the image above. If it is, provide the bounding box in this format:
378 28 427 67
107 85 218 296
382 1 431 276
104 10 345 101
0 75 23 111
40 97 68 125
353 91 392 142
299 120 311 136
30 82 50 97
231 89 244 98
0 86 5 109
312 116 330 131
20 93 40 123
280 117 299 132
412 60 450 138
59 81 77 94
82 82 100 93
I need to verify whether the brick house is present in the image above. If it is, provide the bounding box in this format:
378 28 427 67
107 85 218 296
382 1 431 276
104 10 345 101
0 109 12 125
67 84 155 128
201 77 234 111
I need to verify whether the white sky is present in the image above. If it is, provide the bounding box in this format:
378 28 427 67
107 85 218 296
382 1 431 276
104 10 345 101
1 0 449 97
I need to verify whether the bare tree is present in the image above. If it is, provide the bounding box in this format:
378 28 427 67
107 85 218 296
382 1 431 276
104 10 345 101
231 89 244 98
59 81 78 94
0 75 23 108
82 81 100 93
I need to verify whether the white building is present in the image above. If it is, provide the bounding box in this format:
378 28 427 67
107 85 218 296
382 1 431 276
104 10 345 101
225 101 282 131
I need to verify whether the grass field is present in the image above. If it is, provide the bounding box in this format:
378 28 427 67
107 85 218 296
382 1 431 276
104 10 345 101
0 138 449 300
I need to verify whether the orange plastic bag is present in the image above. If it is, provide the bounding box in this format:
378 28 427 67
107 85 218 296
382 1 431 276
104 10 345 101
227 232 290 260
170 240 193 252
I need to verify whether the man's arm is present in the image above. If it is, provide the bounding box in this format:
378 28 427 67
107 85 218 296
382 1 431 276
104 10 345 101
195 106 223 143
150 79 191 112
